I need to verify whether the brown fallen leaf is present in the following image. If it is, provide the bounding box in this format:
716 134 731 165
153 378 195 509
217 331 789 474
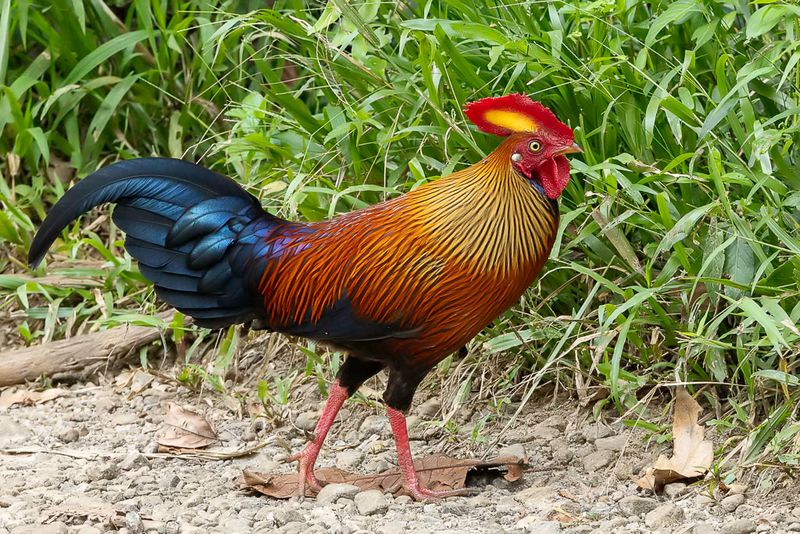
636 388 713 493
0 387 67 411
240 454 528 499
156 404 217 449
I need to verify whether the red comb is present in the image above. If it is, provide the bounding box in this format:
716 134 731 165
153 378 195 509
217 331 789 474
463 94 572 138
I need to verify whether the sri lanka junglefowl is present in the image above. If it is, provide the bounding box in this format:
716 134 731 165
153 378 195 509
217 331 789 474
28 94 581 500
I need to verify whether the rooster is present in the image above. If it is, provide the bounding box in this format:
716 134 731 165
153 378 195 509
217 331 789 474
28 94 581 500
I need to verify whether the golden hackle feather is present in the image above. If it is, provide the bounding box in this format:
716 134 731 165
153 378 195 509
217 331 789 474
258 134 559 367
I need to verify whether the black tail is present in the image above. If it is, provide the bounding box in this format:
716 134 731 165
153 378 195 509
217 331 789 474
29 158 279 329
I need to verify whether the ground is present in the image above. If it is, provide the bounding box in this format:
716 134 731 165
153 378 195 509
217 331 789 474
0 362 798 534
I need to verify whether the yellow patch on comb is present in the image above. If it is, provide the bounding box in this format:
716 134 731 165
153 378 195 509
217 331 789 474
483 109 538 133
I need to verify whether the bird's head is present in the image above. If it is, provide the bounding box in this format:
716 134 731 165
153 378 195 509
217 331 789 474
464 94 581 200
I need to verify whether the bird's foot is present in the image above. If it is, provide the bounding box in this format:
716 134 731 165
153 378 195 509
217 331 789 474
405 483 473 501
287 448 325 498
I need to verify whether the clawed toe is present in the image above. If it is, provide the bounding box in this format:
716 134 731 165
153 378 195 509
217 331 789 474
406 484 472 501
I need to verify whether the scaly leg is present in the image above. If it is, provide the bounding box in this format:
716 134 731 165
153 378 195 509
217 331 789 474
288 379 349 496
387 407 469 500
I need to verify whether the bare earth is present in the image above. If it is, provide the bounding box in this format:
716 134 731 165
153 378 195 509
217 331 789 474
1 363 798 534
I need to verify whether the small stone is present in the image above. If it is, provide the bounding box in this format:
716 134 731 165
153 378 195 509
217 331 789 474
274 508 303 526
111 412 139 426
379 521 407 534
693 523 716 534
728 483 748 495
695 494 715 506
532 424 560 440
540 415 567 431
75 527 102 534
360 415 388 437
582 449 614 472
316 483 361 505
417 398 441 419
664 482 687 498
335 449 364 471
58 427 80 443
88 463 119 481
394 495 412 505
720 493 746 512
125 511 144 534
354 490 389 516
721 519 757 534
0 418 32 447
595 434 627 452
514 518 561 534
119 450 149 470
582 423 615 441
159 473 180 489
165 521 180 534
645 503 684 528
549 439 573 464
295 411 319 432
225 517 252 533
498 443 526 460
618 495 658 516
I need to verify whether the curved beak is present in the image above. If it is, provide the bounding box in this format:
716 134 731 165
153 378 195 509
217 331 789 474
558 142 583 155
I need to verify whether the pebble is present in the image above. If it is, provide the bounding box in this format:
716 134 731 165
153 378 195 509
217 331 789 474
721 493 746 512
119 450 148 470
316 483 361 505
57 427 79 443
532 424 561 440
728 483 748 495
595 434 627 452
618 495 658 516
0 418 32 447
335 449 365 471
417 398 441 419
75 527 101 534
360 415 388 437
693 523 716 534
721 519 757 534
295 411 319 432
582 423 615 441
498 443 527 460
125 511 144 534
514 518 561 533
664 482 687 498
645 503 685 528
695 494 715 506
354 490 389 515
582 450 614 472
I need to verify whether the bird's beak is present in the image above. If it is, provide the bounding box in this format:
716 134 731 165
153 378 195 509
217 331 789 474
558 142 583 155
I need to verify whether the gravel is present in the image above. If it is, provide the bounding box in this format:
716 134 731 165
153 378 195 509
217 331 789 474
645 503 685 528
354 490 390 515
317 483 362 505
0 373 794 534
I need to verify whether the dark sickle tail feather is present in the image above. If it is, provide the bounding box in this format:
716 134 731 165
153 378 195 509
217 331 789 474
28 158 278 329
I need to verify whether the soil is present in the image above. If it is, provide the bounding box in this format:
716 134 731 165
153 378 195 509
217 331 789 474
1 352 798 534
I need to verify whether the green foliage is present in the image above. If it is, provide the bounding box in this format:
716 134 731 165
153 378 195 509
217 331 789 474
2 0 800 474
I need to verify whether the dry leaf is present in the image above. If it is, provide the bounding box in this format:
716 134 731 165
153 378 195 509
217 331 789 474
240 454 528 499
636 389 713 492
156 404 217 449
0 388 67 411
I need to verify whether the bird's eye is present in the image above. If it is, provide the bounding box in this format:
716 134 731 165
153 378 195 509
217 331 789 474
529 140 542 152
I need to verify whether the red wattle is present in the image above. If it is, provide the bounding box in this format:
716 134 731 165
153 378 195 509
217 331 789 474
539 155 571 199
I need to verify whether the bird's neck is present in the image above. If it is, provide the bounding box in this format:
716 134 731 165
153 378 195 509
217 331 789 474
405 140 560 277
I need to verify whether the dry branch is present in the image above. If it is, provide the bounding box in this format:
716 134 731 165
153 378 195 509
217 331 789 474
0 312 176 386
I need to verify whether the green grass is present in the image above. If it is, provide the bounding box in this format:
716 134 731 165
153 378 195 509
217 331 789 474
2 0 800 484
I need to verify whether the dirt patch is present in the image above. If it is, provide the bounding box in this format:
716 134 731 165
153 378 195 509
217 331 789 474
0 368 797 533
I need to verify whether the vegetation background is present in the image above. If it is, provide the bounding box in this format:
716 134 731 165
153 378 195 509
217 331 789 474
1 0 799 484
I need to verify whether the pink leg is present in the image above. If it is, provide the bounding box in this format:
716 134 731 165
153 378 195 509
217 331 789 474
387 407 469 500
288 380 349 497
